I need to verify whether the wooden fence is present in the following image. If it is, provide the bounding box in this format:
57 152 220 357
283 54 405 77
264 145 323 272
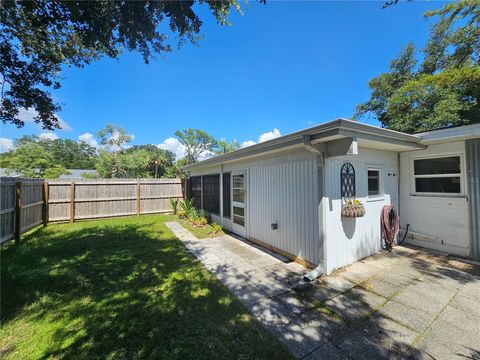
1 177 45 244
0 178 184 244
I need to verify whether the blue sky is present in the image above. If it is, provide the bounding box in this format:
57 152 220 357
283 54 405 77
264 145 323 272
0 1 444 157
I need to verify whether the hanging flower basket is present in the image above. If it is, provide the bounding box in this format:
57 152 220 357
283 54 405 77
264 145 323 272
341 199 366 218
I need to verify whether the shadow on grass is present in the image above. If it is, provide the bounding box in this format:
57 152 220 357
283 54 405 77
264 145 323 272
1 216 291 360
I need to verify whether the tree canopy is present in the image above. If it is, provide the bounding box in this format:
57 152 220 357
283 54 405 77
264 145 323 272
355 1 480 133
0 142 69 178
12 135 98 169
175 129 217 164
0 1 241 129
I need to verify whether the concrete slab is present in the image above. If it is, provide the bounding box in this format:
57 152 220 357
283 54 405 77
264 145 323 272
378 300 435 331
303 341 350 360
166 222 480 360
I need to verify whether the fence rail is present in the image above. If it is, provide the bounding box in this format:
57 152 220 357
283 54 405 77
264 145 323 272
0 177 184 244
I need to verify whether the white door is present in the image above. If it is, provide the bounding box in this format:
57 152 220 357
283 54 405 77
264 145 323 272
232 171 247 238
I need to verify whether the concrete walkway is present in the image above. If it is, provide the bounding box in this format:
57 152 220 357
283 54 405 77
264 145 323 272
166 222 480 360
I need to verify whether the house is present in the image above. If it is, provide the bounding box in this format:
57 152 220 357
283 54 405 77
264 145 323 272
183 119 480 274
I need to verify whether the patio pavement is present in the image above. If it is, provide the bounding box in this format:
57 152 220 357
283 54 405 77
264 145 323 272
166 222 480 360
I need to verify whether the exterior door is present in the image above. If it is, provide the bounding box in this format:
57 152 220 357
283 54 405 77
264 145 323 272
232 171 247 237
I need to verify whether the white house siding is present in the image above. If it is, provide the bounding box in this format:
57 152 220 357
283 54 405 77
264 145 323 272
247 157 320 265
189 148 321 266
399 141 470 256
323 148 398 274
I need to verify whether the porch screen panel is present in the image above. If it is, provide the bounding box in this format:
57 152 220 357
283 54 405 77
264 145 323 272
189 176 202 209
202 174 220 215
223 173 231 218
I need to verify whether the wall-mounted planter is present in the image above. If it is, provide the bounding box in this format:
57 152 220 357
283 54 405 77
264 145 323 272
341 200 366 218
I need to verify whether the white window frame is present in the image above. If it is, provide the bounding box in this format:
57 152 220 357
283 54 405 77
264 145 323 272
366 166 384 201
410 153 465 197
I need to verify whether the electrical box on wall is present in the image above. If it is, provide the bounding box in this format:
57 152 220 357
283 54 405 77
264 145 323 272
271 222 278 230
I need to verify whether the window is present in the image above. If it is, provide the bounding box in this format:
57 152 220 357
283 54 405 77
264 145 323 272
232 174 245 203
202 174 220 215
367 169 381 197
188 176 202 208
232 174 245 227
222 173 231 218
413 156 462 194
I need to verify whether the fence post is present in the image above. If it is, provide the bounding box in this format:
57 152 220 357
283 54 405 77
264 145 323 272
14 181 22 244
70 181 75 223
43 181 49 226
136 180 141 215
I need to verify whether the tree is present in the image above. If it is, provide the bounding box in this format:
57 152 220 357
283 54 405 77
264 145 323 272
95 149 151 179
97 124 133 153
13 135 98 169
1 1 241 129
124 144 175 178
0 143 69 178
175 129 217 163
213 139 241 155
355 1 480 133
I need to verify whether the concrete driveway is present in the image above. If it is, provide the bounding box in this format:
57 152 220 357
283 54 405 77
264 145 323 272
167 222 480 359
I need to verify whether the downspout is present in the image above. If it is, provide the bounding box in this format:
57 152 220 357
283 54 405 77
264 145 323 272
302 135 326 281
220 164 224 226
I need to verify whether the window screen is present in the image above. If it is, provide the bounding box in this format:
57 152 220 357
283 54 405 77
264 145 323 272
413 156 461 194
368 170 380 196
223 173 231 218
189 176 202 209
202 174 220 215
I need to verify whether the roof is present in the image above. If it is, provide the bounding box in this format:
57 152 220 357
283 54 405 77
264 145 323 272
416 122 480 145
183 118 424 171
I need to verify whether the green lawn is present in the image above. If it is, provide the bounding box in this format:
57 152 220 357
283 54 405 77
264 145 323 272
0 215 291 360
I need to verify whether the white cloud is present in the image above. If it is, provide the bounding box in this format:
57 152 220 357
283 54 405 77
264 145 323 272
39 132 59 140
17 107 72 131
78 132 98 148
241 140 256 148
0 138 14 153
157 137 185 160
258 128 281 143
240 128 282 148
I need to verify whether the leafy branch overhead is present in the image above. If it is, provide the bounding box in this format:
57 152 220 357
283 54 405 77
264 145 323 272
0 1 241 129
355 1 480 133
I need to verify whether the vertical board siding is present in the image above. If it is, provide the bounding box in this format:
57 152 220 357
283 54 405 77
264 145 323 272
47 179 183 221
324 149 398 273
248 158 319 264
466 139 480 260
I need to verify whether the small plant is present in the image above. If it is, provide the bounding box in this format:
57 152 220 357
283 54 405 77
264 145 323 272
177 210 186 219
188 208 199 224
169 198 179 214
341 198 365 218
198 216 208 226
211 222 223 234
180 198 195 218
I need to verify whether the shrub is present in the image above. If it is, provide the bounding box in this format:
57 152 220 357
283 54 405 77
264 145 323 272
180 198 195 218
169 198 179 214
211 222 223 234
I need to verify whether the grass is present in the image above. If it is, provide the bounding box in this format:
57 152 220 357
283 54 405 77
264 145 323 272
0 215 291 360
167 215 225 239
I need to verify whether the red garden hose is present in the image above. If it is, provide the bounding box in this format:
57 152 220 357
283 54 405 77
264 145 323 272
381 205 400 251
